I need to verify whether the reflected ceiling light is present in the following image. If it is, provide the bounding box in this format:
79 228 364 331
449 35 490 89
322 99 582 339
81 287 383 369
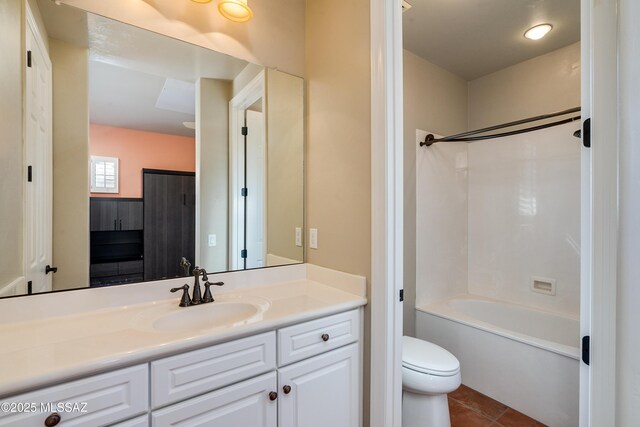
217 0 253 22
524 24 553 40
182 122 196 130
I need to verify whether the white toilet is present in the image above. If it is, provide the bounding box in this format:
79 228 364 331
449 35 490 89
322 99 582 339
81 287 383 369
402 336 462 427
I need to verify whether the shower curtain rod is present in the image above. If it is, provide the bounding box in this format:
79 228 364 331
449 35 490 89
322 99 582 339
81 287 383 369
420 106 581 147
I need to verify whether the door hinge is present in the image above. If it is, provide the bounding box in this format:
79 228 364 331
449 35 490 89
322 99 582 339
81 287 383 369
241 126 248 136
582 335 590 365
240 249 247 259
241 188 248 197
399 289 404 302
27 281 33 295
27 165 33 182
27 50 32 68
582 118 591 148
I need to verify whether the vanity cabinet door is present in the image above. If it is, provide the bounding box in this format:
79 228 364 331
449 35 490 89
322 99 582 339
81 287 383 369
90 198 118 231
277 343 360 427
117 200 143 230
151 372 277 427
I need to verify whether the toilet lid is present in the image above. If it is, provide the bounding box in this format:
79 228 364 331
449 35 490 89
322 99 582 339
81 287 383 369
402 336 460 376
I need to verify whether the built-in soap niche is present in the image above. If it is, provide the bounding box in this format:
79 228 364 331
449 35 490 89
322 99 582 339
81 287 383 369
530 276 557 296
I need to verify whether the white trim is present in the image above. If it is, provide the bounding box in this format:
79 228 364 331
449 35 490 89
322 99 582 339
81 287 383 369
370 0 404 425
585 0 619 424
228 71 266 270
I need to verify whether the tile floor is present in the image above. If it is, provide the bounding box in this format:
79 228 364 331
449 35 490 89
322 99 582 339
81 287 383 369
448 385 547 427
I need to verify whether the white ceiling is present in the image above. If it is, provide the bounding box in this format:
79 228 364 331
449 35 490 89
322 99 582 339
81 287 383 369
402 0 580 80
37 0 250 136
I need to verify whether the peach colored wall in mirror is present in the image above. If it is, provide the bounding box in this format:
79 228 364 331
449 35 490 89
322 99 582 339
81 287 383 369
89 124 195 198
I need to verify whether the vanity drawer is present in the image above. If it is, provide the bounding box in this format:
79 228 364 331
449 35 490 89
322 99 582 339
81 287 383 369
277 309 360 366
151 331 276 409
0 365 148 427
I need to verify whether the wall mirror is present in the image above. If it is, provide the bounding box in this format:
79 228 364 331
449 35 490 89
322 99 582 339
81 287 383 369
0 0 304 298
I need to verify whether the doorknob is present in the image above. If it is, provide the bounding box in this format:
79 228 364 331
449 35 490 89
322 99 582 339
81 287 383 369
45 265 58 274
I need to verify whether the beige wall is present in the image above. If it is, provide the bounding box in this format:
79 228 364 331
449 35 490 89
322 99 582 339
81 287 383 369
468 42 581 129
63 0 305 77
305 0 371 423
196 78 231 273
265 69 304 263
0 0 24 290
50 38 90 291
402 50 468 336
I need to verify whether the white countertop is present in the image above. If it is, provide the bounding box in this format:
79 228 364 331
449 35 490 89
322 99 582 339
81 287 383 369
0 275 366 397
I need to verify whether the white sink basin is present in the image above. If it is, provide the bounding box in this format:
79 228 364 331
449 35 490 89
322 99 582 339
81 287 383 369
133 296 270 333
153 302 259 332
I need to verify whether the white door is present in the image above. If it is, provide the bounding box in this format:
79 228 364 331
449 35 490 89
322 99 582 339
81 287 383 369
245 110 266 269
24 5 53 294
152 372 277 427
278 344 360 427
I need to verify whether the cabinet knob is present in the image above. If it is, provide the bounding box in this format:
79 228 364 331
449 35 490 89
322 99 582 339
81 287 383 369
44 413 61 427
283 385 292 394
321 333 330 342
269 391 278 401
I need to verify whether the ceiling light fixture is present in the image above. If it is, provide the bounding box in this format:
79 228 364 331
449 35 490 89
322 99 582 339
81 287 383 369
217 0 253 23
524 23 553 40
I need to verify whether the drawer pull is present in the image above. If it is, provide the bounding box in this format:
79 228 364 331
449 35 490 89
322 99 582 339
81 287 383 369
283 385 292 394
321 333 330 342
44 413 61 427
269 391 278 401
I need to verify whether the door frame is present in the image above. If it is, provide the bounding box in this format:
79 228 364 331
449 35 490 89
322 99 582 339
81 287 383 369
580 0 619 425
370 0 404 425
228 70 267 270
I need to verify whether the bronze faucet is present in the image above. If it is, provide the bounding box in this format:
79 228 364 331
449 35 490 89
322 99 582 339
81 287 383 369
170 268 224 307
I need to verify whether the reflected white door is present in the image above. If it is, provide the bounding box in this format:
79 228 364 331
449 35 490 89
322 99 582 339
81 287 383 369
24 6 53 294
245 110 266 269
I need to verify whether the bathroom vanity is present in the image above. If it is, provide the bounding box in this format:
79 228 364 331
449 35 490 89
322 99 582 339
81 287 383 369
0 265 366 427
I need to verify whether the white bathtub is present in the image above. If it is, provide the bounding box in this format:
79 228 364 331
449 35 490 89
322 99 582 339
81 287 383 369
416 295 579 427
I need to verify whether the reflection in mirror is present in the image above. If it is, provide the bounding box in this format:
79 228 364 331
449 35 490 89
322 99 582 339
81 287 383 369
0 0 304 298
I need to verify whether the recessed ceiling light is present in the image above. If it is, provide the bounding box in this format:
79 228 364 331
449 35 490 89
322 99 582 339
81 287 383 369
218 0 253 23
524 24 553 40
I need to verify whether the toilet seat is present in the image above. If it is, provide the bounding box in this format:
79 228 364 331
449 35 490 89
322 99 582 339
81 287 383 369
402 336 460 377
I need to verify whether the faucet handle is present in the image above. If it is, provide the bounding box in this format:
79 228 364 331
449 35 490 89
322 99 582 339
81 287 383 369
170 284 192 307
202 281 224 303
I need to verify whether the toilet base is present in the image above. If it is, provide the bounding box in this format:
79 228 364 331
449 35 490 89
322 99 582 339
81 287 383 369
402 390 451 427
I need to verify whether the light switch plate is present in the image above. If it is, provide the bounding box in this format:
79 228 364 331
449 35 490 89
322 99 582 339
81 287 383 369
309 228 318 249
208 234 217 247
295 227 302 247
